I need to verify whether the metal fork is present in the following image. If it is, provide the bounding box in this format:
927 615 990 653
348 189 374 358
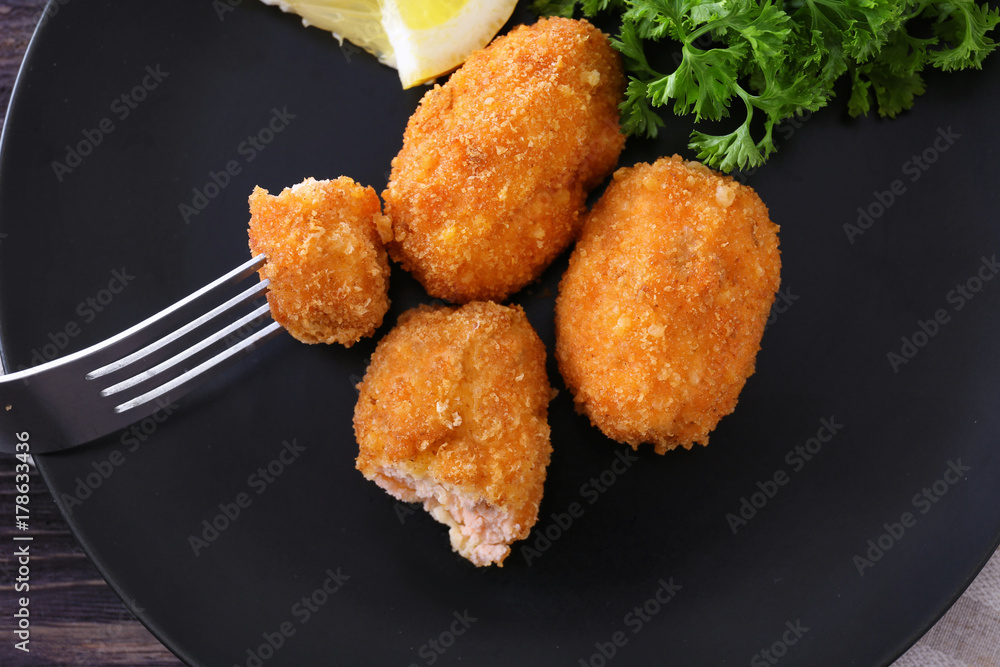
0 254 284 454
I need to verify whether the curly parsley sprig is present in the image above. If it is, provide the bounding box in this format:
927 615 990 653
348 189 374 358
534 0 1000 171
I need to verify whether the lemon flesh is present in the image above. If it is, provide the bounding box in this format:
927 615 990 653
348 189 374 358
260 0 395 66
383 0 517 88
260 0 517 89
392 0 466 30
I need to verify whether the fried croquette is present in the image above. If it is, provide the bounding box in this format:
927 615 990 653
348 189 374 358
354 301 553 566
383 17 625 303
248 177 392 346
555 156 781 453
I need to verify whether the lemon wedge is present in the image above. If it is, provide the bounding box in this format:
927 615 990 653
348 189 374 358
381 0 517 88
261 0 395 66
260 0 517 89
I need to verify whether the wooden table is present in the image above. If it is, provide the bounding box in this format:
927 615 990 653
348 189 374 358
0 3 181 664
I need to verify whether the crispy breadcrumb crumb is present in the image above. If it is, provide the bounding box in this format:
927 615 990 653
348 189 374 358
555 156 781 453
354 302 553 566
248 177 391 346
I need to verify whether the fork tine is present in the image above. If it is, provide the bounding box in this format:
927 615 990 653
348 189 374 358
81 254 268 374
99 302 273 397
87 278 270 381
112 319 284 414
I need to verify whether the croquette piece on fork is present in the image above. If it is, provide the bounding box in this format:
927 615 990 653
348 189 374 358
248 176 392 346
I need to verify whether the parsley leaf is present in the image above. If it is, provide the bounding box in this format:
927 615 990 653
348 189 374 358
532 0 582 18
927 1 1000 70
533 0 1000 172
621 78 668 136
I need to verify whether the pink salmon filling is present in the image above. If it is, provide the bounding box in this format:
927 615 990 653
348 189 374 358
373 468 522 566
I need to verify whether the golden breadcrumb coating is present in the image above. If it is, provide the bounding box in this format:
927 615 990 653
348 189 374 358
383 17 625 303
354 301 553 566
555 156 781 453
248 177 392 346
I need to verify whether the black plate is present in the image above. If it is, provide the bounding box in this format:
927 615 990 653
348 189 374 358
3 1 1000 665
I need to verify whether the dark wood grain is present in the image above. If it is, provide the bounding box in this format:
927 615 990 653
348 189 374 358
0 467 182 664
0 0 46 128
0 2 182 664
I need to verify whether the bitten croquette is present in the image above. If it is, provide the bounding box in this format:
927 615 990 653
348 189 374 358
555 156 781 453
354 302 553 566
383 17 625 303
248 176 392 346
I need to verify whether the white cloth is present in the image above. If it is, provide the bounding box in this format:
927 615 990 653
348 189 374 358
893 546 1000 666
